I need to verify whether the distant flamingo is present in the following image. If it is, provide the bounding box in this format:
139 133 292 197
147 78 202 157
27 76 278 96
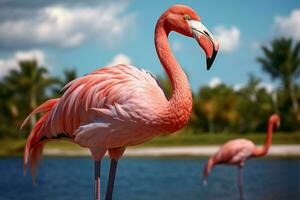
203 114 280 200
21 4 219 200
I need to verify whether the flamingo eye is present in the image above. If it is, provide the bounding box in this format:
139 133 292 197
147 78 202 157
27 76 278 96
184 14 191 20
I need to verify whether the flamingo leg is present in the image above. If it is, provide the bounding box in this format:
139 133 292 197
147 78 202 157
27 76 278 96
105 159 118 200
95 160 101 200
237 166 244 200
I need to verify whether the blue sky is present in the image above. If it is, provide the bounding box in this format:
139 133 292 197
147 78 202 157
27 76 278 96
0 0 299 91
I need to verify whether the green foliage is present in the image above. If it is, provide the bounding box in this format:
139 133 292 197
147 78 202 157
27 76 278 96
257 37 300 114
52 68 77 97
0 60 68 138
190 84 238 133
257 38 300 81
235 76 273 132
0 37 300 138
156 74 172 99
257 37 300 130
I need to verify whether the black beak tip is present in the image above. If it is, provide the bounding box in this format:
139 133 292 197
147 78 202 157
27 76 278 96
206 50 218 70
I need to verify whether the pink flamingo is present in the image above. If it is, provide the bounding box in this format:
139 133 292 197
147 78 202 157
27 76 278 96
203 114 280 200
21 4 219 200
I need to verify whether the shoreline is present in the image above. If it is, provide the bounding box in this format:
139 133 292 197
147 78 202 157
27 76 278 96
42 145 300 157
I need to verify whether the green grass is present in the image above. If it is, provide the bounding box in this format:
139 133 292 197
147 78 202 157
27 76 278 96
138 130 300 147
0 138 82 156
0 130 299 156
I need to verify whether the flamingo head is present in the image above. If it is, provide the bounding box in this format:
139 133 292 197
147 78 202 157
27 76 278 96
162 4 219 70
270 114 281 128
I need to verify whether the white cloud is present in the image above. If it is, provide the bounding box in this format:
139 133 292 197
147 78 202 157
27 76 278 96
233 82 274 93
0 2 136 49
208 77 222 88
233 83 244 91
257 82 274 93
213 26 240 52
106 53 132 66
0 49 47 78
274 9 300 40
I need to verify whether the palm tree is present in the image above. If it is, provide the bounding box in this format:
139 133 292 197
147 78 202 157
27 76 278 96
0 82 18 118
52 68 77 97
63 68 77 84
4 60 59 128
257 38 300 113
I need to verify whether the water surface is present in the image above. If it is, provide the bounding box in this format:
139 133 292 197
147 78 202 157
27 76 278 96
0 157 299 200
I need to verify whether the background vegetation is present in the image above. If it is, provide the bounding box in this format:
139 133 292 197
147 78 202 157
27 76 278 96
0 38 300 140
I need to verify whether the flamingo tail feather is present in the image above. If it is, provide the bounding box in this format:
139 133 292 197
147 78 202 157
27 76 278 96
23 98 60 183
21 98 59 130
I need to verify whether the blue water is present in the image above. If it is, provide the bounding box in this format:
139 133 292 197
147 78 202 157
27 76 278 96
0 157 299 200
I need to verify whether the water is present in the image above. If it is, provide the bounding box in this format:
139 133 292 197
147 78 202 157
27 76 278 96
0 157 299 200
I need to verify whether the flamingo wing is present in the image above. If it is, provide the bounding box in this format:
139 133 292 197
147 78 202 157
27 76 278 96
213 139 255 165
45 64 168 148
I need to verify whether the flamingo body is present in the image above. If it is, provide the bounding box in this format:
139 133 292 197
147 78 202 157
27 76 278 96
203 114 280 179
203 114 280 200
208 139 255 166
46 64 175 148
23 64 191 163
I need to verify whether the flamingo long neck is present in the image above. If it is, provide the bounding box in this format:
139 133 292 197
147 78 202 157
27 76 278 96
253 120 275 157
155 18 192 132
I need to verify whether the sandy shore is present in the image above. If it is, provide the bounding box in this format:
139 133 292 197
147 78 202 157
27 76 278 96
43 145 300 157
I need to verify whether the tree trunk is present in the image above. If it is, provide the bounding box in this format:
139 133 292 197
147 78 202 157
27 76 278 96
208 118 215 133
271 91 279 113
288 81 299 113
30 91 37 128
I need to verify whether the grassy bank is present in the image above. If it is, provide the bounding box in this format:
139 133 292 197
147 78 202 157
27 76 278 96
0 130 299 156
140 130 300 147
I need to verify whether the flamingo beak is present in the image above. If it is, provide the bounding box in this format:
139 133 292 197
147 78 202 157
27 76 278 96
187 20 219 70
